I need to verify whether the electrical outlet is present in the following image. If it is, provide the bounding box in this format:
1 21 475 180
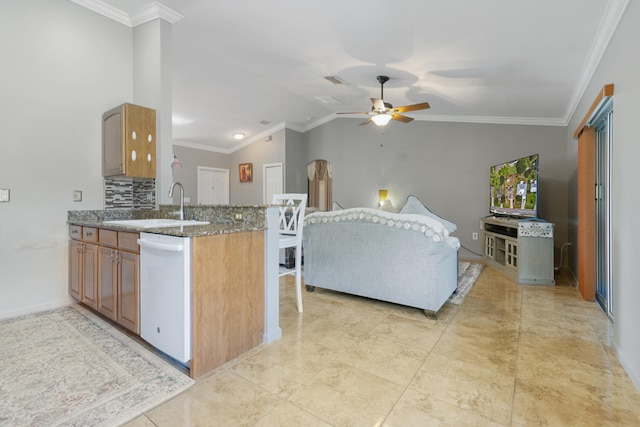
0 188 9 202
472 232 478 240
73 190 82 202
234 212 243 221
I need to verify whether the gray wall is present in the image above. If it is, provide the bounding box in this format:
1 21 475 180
285 128 307 194
230 128 286 204
171 127 298 206
0 0 133 318
171 145 230 204
302 119 568 258
566 0 640 390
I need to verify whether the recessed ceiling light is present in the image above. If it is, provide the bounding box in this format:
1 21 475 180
233 132 245 140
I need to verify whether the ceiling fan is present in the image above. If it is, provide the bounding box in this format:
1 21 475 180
337 75 430 126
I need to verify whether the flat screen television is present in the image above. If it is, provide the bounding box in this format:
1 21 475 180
489 154 539 218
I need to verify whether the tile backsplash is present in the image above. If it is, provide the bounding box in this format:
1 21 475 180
104 178 155 210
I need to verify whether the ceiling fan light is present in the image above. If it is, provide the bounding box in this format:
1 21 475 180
372 113 392 126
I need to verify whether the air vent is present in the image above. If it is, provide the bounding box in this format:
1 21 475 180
314 96 343 105
324 75 346 85
259 120 271 125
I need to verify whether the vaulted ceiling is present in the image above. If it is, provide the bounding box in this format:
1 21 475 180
78 0 627 152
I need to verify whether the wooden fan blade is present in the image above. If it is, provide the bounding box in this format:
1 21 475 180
337 111 371 115
393 102 430 113
359 117 373 126
370 98 386 111
391 114 414 123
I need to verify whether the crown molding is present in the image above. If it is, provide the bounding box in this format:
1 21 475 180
173 139 232 154
70 0 130 25
563 0 630 125
70 0 182 27
130 2 183 26
297 113 339 133
174 122 286 154
411 114 567 127
332 113 566 127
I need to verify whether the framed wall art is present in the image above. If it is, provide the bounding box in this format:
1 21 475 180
239 163 253 182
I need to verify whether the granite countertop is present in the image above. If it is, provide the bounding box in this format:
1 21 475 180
67 205 269 238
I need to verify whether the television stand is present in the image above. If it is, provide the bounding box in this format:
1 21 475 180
482 216 555 285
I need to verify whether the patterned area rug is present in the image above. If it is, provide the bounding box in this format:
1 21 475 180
0 304 193 427
448 261 485 305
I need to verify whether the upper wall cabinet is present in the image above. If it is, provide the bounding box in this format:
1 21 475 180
103 103 156 179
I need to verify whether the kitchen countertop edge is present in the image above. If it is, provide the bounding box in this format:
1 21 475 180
67 220 266 238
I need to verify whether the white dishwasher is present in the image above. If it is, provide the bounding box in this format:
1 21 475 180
138 232 191 363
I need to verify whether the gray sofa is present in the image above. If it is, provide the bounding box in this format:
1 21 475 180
302 207 460 317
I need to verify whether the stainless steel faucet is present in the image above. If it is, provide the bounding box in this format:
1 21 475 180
168 181 185 220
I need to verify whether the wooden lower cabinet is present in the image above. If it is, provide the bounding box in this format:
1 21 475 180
81 243 98 310
69 239 83 301
117 250 140 334
69 225 140 334
98 246 118 321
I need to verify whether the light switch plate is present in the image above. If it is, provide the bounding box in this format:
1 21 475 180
0 188 9 202
73 190 82 202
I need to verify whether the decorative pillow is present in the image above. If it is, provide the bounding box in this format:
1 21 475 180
399 195 457 233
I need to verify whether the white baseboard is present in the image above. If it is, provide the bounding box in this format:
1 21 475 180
613 341 640 394
0 298 73 321
263 327 282 344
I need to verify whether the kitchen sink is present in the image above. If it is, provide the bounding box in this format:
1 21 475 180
103 218 209 228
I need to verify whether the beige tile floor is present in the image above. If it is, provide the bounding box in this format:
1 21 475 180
125 265 640 426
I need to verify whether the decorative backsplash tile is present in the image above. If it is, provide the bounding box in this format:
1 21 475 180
133 179 156 209
104 178 155 210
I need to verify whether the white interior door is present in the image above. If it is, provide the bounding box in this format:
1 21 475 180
264 163 283 203
197 166 229 204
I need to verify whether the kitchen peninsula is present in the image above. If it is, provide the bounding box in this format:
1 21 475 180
67 204 281 379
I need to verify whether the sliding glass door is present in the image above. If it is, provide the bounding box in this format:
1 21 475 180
594 102 613 318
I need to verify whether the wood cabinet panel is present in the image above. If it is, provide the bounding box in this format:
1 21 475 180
118 231 139 253
82 227 98 243
69 225 82 240
192 234 229 375
69 240 82 301
81 243 98 310
99 229 118 247
97 246 118 321
191 231 264 378
229 231 264 359
118 250 140 334
103 103 156 179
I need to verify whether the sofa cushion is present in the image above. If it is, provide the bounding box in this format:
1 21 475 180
400 195 457 233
